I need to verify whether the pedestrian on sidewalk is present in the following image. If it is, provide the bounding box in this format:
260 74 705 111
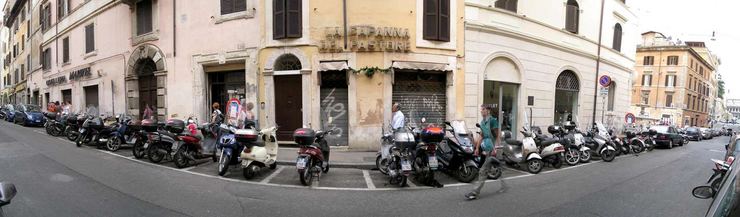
238 102 256 129
465 104 507 200
143 103 154 120
391 102 405 131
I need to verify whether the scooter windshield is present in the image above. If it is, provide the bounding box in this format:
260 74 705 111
86 106 99 117
450 120 468 135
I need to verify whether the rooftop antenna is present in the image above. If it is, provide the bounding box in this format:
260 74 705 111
711 31 716 41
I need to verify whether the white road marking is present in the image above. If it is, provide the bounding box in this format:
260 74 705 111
57 138 75 144
181 166 197 171
406 179 418 188
362 170 376 189
260 166 285 184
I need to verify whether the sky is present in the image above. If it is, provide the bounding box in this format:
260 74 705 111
632 0 740 100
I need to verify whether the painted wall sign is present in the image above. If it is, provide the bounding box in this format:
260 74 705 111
46 76 67 86
319 26 411 53
69 67 92 81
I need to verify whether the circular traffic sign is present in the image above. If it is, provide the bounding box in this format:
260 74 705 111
625 113 636 124
599 75 612 87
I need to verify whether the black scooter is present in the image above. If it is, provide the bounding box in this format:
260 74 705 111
436 121 480 183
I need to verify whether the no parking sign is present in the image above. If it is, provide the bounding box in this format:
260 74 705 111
599 75 612 88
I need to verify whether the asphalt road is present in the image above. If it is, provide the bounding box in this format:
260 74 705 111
0 121 726 217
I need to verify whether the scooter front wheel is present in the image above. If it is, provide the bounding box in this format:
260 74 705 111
579 150 592 163
173 147 190 169
457 165 479 183
565 148 580 166
527 159 543 174
376 155 389 175
298 165 313 186
132 141 146 159
106 136 122 152
217 150 229 176
243 164 260 180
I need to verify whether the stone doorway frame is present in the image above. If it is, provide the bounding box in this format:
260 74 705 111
125 44 167 120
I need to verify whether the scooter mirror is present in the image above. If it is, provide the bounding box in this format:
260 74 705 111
476 123 481 128
444 121 451 126
0 182 17 206
692 186 714 199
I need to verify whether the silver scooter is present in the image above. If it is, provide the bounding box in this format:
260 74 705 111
502 126 547 174
583 122 617 162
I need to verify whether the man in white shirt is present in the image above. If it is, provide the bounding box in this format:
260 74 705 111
391 103 405 131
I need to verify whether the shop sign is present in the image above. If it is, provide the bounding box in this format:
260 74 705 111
69 67 92 81
319 26 411 53
14 83 26 93
46 75 67 86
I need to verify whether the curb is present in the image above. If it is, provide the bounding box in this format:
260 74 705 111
276 160 377 170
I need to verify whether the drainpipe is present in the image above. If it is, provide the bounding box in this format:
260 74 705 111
591 0 606 126
342 0 347 49
173 0 177 57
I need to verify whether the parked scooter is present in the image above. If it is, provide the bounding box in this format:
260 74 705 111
436 120 480 183
638 129 657 152
379 126 415 187
44 112 67 136
621 130 646 154
146 119 183 164
65 112 84 142
0 182 17 217
534 126 567 169
215 124 243 176
75 107 107 148
240 126 279 179
559 122 581 166
172 118 215 168
706 158 731 193
105 114 137 152
582 122 617 162
414 122 443 187
501 125 547 174
293 127 335 186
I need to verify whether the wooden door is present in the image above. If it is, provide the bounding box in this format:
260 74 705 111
138 74 157 120
274 75 302 141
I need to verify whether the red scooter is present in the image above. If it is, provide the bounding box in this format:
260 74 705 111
293 128 335 186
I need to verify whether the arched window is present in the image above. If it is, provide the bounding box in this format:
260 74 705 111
554 70 580 124
274 54 302 71
613 23 623 51
495 0 518 13
565 0 579 34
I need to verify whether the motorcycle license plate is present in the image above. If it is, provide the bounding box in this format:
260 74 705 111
130 138 137 144
401 160 412 171
99 138 108 142
428 156 439 169
296 158 307 169
143 142 150 149
171 143 179 150
35 120 41 123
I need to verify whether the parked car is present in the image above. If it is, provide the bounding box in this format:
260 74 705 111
13 104 46 127
712 128 723 137
2 104 15 122
650 125 685 149
692 152 740 216
685 127 703 141
700 128 714 140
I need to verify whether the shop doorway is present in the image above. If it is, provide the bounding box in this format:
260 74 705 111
483 81 519 134
44 92 49 108
320 71 348 146
274 75 302 141
554 70 580 124
84 85 99 109
393 71 447 126
136 59 158 120
209 70 246 119
32 91 39 106
61 89 72 107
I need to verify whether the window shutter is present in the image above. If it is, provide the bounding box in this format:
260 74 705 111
423 0 439 40
220 0 232 15
85 24 94 53
273 0 286 39
438 0 450 42
665 75 669 87
136 0 153 35
612 24 622 51
286 0 302 38
62 38 69 63
565 5 578 33
234 0 247 13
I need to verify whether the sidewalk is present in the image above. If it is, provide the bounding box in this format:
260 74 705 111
276 147 377 170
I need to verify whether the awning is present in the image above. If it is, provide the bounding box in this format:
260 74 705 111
318 61 349 71
391 61 451 71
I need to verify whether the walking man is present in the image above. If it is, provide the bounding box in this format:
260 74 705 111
391 102 405 131
465 104 507 200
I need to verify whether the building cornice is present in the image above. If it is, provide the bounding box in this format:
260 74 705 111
465 22 635 73
636 46 716 71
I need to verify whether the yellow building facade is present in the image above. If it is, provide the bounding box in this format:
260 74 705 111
256 0 465 150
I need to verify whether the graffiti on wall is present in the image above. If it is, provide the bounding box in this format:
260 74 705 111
321 88 346 138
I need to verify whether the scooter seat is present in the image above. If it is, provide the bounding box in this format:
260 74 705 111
540 138 560 146
505 139 522 146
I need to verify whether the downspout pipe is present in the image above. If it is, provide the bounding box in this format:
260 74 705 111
591 0 606 127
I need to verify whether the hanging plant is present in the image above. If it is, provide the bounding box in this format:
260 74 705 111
351 66 391 78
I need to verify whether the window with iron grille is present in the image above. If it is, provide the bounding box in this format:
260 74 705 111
423 0 451 42
556 70 580 91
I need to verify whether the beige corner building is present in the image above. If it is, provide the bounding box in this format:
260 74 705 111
631 32 717 127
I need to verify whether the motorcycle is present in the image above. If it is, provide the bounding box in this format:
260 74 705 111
436 120 480 183
706 158 731 194
215 124 243 176
44 112 64 136
75 107 108 148
559 122 581 166
414 122 443 187
146 119 184 164
133 119 161 159
0 182 17 217
293 127 334 186
65 113 84 142
107 115 146 152
240 126 279 179
638 129 657 152
582 122 617 162
621 130 646 154
533 126 567 169
172 119 214 168
380 126 415 187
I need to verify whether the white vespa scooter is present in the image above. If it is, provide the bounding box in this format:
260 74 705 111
240 126 279 179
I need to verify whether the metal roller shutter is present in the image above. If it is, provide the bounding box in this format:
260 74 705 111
392 71 447 127
320 71 349 146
